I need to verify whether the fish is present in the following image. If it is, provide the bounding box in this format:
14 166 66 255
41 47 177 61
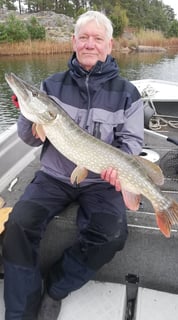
4 72 178 238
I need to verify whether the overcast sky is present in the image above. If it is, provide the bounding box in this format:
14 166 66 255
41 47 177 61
162 0 178 18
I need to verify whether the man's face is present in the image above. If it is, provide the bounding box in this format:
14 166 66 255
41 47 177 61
72 21 113 71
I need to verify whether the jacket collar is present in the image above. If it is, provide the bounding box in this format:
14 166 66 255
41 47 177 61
68 52 119 79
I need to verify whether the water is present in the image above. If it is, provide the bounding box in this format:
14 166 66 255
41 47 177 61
0 53 71 133
1 50 178 134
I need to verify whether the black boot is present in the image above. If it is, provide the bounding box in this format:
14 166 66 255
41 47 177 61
37 292 62 320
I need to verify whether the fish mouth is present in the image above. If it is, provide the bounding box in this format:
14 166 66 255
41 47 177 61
5 73 14 86
5 72 19 84
5 73 25 90
5 73 30 102
5 72 59 121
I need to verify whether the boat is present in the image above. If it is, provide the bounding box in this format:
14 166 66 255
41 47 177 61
0 79 178 319
132 78 178 116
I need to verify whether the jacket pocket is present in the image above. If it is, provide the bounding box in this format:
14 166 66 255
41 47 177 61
87 109 124 144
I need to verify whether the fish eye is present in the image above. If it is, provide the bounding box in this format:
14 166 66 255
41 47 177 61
32 92 38 97
49 111 56 118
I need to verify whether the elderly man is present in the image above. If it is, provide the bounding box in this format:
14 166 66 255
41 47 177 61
3 10 144 320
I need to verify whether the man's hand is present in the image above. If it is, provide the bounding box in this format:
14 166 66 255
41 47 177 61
32 123 40 139
32 123 46 142
101 167 121 191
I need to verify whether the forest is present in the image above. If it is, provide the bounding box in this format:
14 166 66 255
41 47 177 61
1 0 178 37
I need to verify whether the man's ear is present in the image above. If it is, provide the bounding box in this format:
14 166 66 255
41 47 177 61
72 35 77 52
108 38 113 54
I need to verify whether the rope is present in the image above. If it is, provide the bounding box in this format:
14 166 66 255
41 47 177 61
141 84 158 98
149 116 178 130
141 85 178 130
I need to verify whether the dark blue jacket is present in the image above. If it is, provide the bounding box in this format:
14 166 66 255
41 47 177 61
17 54 144 185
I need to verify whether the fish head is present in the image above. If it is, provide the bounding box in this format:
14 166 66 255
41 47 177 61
5 73 58 124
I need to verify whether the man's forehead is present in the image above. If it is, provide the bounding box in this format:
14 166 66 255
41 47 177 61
78 24 106 36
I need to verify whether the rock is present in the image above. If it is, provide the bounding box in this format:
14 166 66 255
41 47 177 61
0 10 75 42
136 45 167 52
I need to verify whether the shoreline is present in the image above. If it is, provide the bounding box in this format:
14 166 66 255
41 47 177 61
0 39 178 56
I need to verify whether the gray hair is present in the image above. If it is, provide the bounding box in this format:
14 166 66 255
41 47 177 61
74 11 113 39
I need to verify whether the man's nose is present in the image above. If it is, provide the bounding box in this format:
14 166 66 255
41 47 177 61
85 37 95 48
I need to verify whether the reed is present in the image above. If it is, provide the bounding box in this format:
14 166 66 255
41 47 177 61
136 29 166 47
166 37 178 48
120 29 178 48
0 40 73 56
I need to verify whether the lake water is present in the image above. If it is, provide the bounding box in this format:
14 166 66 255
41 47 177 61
1 49 178 134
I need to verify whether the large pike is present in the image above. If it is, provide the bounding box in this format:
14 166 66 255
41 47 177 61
4 72 178 238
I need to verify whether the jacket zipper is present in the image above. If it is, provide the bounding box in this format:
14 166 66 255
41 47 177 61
84 74 91 130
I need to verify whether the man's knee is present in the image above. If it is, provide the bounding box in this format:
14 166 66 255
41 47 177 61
3 200 48 267
82 210 127 243
7 200 48 228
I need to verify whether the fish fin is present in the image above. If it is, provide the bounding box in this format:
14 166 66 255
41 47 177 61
134 155 164 185
70 166 88 185
35 124 46 142
155 200 178 238
156 212 171 238
121 189 141 211
0 196 5 209
0 207 12 233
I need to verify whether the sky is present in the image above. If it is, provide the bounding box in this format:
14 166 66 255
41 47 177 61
162 0 178 18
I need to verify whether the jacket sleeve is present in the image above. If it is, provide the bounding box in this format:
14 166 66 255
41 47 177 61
17 114 43 147
112 97 144 155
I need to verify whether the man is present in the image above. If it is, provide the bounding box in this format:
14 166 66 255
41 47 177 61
2 10 144 320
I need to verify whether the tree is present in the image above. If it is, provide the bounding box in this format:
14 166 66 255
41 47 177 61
163 4 175 21
1 0 16 10
2 0 178 38
0 0 5 8
110 5 128 37
17 0 22 13
0 23 7 42
27 16 45 39
5 13 29 42
167 20 178 37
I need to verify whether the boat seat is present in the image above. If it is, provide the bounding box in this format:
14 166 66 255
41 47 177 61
134 287 178 319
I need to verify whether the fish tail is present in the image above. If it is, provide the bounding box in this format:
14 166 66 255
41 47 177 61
155 200 178 238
